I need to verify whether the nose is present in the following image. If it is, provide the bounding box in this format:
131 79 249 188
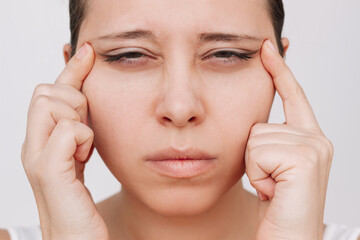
155 65 206 128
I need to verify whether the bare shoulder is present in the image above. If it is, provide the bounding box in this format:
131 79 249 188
0 229 10 240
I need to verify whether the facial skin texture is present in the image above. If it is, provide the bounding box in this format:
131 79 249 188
68 0 289 239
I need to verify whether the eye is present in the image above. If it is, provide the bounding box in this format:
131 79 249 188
103 51 149 65
103 49 256 66
203 50 253 65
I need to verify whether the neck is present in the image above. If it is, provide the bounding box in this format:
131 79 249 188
100 179 258 240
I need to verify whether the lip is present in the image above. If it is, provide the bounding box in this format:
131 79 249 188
145 147 217 178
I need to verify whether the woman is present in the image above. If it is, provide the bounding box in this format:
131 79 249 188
1 0 359 239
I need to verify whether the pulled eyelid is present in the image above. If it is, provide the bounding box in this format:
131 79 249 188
104 47 152 56
199 48 260 58
100 47 260 65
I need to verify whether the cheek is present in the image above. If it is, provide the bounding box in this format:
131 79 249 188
200 63 275 171
81 66 158 181
201 62 275 132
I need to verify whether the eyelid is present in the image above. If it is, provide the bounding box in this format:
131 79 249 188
202 48 259 58
100 47 260 66
100 47 155 57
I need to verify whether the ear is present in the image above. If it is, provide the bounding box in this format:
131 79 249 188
63 43 72 64
281 37 290 57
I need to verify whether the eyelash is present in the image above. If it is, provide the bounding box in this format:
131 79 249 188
103 50 253 65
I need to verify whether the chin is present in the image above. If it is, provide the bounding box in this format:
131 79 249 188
116 154 246 218
150 175 244 217
143 188 222 217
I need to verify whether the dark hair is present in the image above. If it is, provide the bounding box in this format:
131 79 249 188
69 0 87 57
266 0 285 56
69 0 285 57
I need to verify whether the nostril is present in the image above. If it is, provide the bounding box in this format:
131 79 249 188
189 117 196 122
163 116 171 123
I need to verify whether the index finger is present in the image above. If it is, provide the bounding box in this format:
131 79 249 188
260 39 321 131
55 42 95 91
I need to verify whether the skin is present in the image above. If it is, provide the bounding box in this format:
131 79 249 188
74 0 284 238
14 0 336 240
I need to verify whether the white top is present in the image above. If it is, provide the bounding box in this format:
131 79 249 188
6 226 41 240
5 224 360 240
323 224 360 240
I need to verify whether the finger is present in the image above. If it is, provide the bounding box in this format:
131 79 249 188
260 39 320 130
247 132 317 150
255 177 275 200
249 123 312 137
29 83 89 125
55 42 95 91
42 119 94 179
74 144 94 184
256 189 270 201
245 144 317 198
26 95 81 156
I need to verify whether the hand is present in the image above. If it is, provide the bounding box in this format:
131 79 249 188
21 43 108 240
245 40 334 240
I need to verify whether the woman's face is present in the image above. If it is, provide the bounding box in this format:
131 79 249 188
78 0 277 216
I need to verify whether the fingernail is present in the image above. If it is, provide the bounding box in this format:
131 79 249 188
76 42 89 59
266 39 276 53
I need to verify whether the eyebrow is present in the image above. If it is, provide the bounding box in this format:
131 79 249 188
95 29 262 43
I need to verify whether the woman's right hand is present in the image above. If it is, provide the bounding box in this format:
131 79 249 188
21 43 108 240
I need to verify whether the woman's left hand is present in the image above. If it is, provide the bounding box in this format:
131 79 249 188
245 39 334 240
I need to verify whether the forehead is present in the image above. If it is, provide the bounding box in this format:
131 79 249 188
80 0 272 44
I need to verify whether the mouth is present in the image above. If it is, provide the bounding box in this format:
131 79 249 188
145 147 217 178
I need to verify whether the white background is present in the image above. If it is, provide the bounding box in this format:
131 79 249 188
0 0 359 228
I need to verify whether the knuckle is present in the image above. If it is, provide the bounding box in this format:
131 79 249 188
323 137 334 156
328 141 334 162
55 109 81 124
33 95 51 108
86 127 95 142
57 118 75 130
56 119 78 143
322 137 334 164
77 93 88 111
315 135 334 161
309 137 327 158
88 127 94 138
34 83 52 97
318 142 328 160
246 136 258 151
250 123 265 136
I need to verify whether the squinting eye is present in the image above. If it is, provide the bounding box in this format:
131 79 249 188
103 50 254 65
204 51 253 64
104 52 149 65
